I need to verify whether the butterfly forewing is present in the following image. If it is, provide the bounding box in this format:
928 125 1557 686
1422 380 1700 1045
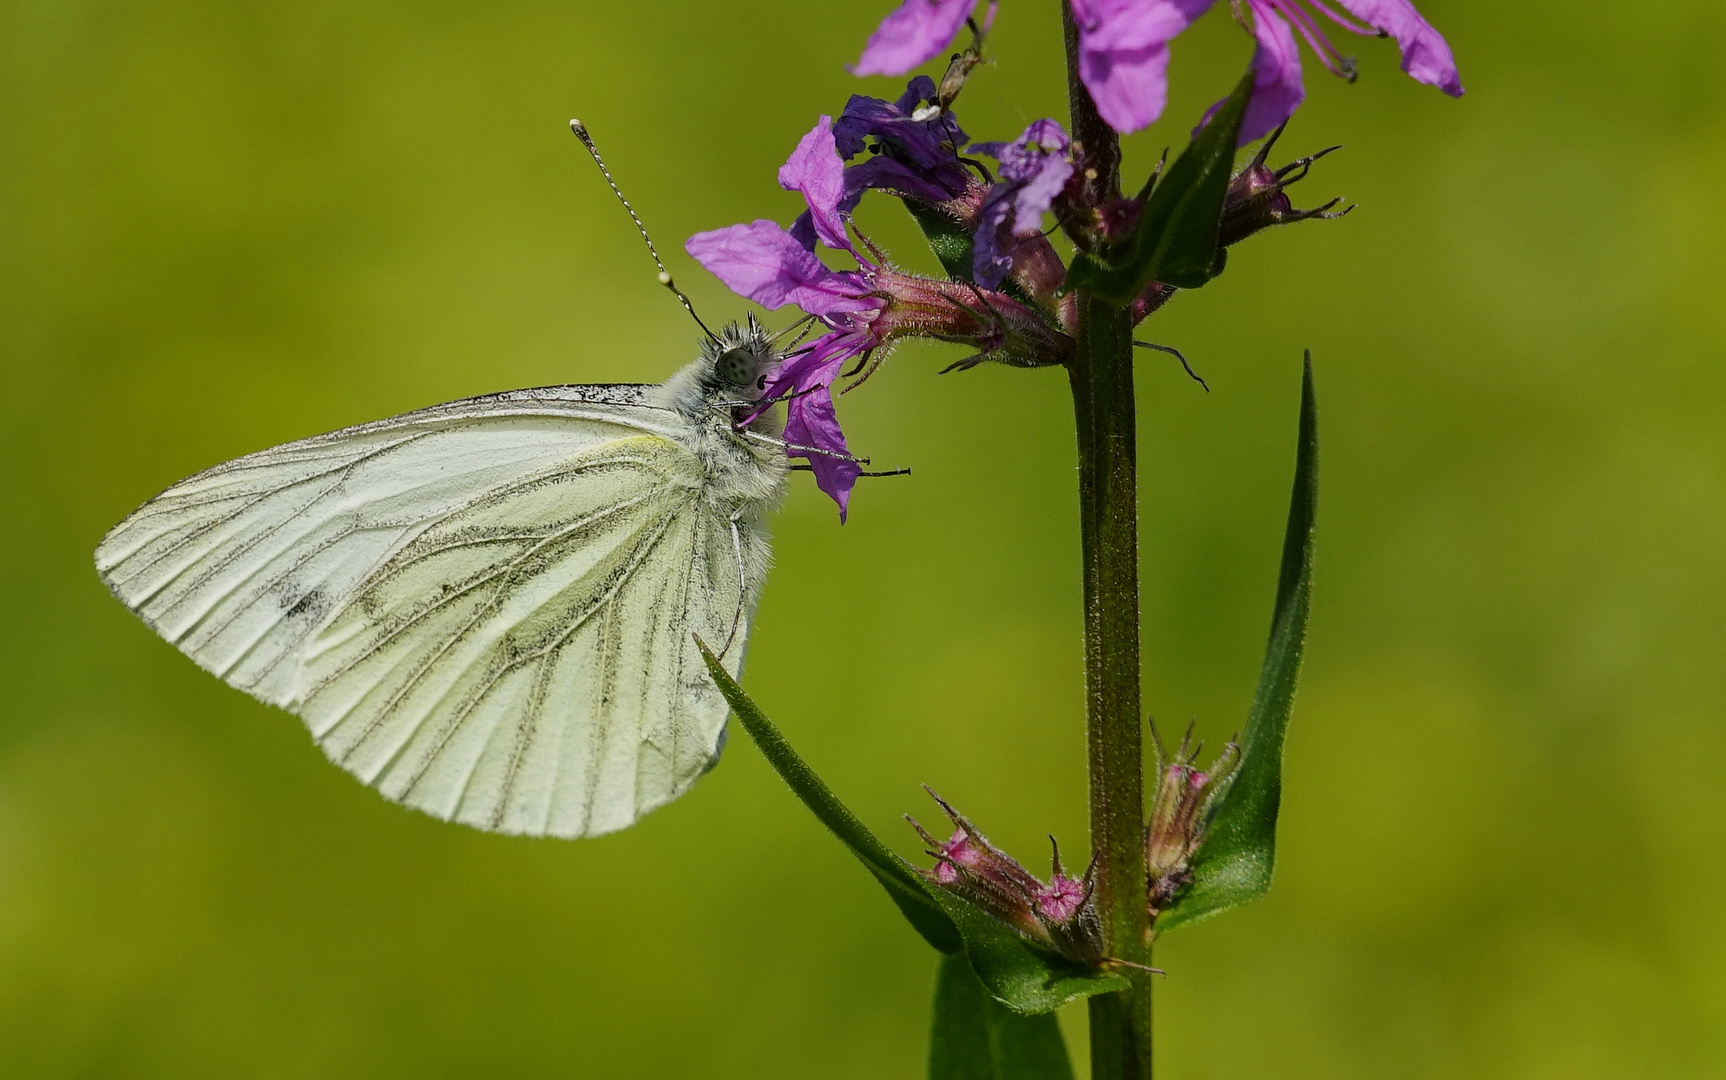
96 386 754 839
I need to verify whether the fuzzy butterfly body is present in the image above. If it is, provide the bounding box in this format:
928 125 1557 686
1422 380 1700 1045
96 321 788 839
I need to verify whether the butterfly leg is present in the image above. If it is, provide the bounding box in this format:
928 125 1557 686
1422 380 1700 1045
738 428 872 465
718 509 748 660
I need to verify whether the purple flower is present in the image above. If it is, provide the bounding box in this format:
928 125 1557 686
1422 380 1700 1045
969 119 1074 289
769 331 877 516
789 79 975 251
1071 0 1462 140
853 0 981 77
835 77 972 195
689 118 889 518
689 115 1076 516
686 219 882 518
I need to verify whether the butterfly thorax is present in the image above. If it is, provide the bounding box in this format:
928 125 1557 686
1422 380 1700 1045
655 317 789 512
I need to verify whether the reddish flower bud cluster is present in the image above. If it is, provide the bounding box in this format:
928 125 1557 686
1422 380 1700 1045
1218 125 1352 251
908 789 1106 964
1145 725 1242 920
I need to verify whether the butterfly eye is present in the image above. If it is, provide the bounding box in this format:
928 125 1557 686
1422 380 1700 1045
716 348 754 388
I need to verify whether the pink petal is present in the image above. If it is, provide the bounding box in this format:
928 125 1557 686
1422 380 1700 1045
1334 0 1463 96
1071 0 1216 133
852 0 976 78
1078 41 1174 135
778 116 852 252
766 332 872 519
685 222 878 318
786 390 861 521
1071 0 1215 50
1239 4 1305 144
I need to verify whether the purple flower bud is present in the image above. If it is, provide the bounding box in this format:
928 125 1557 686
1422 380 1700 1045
1145 726 1242 921
1218 128 1351 250
908 790 1106 964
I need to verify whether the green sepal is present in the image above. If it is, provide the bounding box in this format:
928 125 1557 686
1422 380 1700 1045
1158 354 1318 932
1063 68 1253 304
904 198 978 284
698 644 1130 1013
902 196 1044 313
928 952 1076 1080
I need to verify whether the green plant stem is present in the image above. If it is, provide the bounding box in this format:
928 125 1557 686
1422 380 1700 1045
1063 5 1152 1077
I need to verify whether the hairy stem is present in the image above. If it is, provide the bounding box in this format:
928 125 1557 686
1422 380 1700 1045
1064 5 1152 1078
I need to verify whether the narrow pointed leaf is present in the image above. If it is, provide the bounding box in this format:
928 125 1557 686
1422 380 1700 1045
699 643 1129 1012
697 640 961 953
929 953 1076 1080
1064 69 1253 304
1158 355 1318 932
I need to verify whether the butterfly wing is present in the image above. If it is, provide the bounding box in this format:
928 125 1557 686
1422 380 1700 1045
96 385 759 838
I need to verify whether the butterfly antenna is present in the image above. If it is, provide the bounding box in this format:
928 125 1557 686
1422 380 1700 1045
569 119 718 343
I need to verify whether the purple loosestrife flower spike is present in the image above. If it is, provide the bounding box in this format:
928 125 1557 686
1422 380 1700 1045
1074 0 1461 141
853 0 980 77
969 120 1074 289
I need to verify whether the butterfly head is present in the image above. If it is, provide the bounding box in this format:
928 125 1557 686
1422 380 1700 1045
700 314 780 406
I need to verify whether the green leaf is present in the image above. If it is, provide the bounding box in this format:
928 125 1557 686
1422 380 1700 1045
696 641 961 954
904 198 978 284
1159 354 1318 933
929 890 1129 1015
698 643 1129 1013
929 953 1076 1080
1064 68 1253 304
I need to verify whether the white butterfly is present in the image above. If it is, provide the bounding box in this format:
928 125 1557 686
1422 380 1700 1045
96 318 790 839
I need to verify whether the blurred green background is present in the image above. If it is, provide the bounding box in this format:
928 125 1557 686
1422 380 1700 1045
3 0 1723 1076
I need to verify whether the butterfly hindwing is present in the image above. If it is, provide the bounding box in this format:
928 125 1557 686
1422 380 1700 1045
299 435 740 837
